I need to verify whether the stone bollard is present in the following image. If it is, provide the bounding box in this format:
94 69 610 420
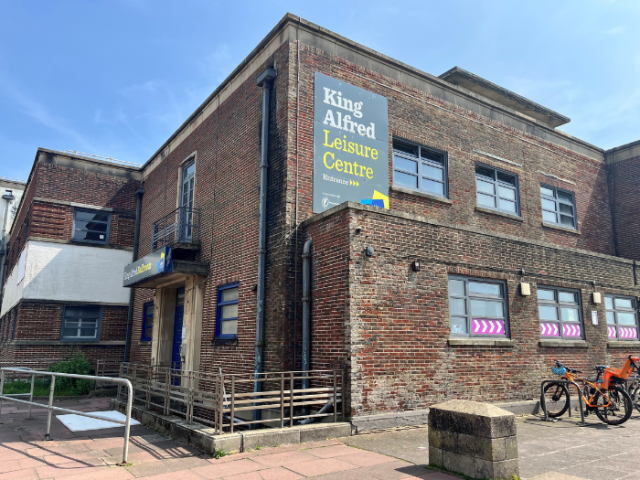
428 400 518 480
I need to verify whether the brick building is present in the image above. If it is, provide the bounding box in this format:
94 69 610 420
0 150 141 367
3 14 640 427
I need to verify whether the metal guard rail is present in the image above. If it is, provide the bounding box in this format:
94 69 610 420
0 367 134 463
116 363 344 434
152 206 200 251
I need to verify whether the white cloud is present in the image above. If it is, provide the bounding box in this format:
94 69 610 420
0 74 95 152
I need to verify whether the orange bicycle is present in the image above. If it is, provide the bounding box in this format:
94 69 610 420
541 360 633 425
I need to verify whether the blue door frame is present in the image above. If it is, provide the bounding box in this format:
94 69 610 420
172 306 184 369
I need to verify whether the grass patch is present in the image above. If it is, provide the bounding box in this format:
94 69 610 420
212 449 228 459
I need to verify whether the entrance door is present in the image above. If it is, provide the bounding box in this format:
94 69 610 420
180 162 195 241
171 288 186 378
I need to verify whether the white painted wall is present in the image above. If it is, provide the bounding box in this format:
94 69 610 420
1 240 133 316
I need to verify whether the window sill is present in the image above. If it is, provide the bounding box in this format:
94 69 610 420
212 337 238 346
390 185 453 205
475 206 523 222
541 222 580 235
539 340 587 348
138 341 152 346
448 338 514 347
608 341 640 348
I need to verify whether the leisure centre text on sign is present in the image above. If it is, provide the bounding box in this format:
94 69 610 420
313 72 389 213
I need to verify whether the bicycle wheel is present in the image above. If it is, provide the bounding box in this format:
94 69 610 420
627 379 640 414
541 383 569 417
594 385 633 425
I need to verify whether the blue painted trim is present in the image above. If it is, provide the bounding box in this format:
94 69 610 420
141 302 154 341
215 282 239 339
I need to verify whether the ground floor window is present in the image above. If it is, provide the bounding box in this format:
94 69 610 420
606 295 638 341
61 306 101 341
141 302 154 341
216 283 239 338
538 287 583 340
448 276 509 338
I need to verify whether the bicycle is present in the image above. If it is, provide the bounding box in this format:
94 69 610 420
541 360 633 425
614 356 640 413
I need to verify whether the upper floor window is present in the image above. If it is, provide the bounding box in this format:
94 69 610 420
540 185 576 229
72 209 111 245
606 296 638 341
538 287 583 340
476 165 519 215
141 302 154 342
61 306 101 341
448 276 509 338
216 283 239 338
392 140 447 197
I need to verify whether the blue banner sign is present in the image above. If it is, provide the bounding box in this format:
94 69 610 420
123 246 173 287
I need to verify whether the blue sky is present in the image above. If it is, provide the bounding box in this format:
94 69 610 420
0 1 638 180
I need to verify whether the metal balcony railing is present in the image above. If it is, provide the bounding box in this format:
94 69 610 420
152 206 200 251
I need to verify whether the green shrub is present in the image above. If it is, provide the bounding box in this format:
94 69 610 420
49 352 93 395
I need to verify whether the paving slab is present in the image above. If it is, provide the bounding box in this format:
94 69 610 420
11 395 640 479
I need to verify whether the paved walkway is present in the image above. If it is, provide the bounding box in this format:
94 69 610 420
342 413 640 480
0 398 455 480
5 397 640 479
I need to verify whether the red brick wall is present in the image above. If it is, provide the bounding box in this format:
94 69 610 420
0 302 127 366
306 205 637 417
290 41 616 256
5 161 138 276
607 153 640 261
36 161 139 211
130 41 293 377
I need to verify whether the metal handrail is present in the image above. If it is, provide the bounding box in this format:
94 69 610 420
117 363 344 434
0 367 134 464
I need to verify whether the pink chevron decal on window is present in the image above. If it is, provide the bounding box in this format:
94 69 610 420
618 327 638 340
563 323 581 337
608 326 617 339
471 319 505 335
540 322 560 337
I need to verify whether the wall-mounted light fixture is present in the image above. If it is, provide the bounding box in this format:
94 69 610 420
412 260 421 272
365 246 375 257
519 268 531 296
355 227 362 235
592 281 602 304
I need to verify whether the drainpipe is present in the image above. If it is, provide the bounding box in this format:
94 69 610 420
253 67 277 422
302 239 312 389
124 185 145 362
0 190 15 305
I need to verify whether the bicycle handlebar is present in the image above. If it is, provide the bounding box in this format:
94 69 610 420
554 359 582 374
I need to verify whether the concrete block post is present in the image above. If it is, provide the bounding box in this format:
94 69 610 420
428 400 519 480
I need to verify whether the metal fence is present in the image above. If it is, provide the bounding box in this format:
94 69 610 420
152 206 201 251
0 367 134 463
116 363 344 434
